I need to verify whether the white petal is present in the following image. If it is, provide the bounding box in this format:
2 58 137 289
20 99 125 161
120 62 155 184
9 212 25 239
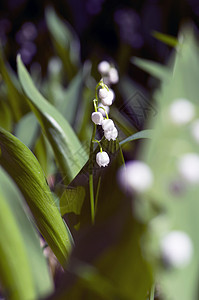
104 127 118 141
102 119 115 131
91 112 103 125
96 151 110 167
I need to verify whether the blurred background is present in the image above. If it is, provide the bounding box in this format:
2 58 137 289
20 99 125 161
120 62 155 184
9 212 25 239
0 0 198 89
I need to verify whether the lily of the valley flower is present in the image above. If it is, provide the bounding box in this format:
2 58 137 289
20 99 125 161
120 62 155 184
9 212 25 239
101 119 115 131
96 151 110 167
91 112 103 125
104 126 118 141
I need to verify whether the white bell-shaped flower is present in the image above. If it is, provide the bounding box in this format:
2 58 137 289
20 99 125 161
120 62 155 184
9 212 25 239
98 61 110 74
96 151 110 167
99 87 108 99
101 90 114 106
104 126 118 141
91 112 103 125
108 67 119 84
160 231 193 268
101 119 115 132
98 103 110 117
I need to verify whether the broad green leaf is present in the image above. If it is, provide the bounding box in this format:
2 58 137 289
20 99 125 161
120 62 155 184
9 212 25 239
0 127 71 266
0 183 36 300
119 129 153 146
140 25 199 300
45 7 80 79
60 186 85 216
34 133 56 177
17 55 88 185
58 61 91 125
0 168 53 298
0 99 12 131
0 47 28 121
131 57 171 80
152 31 178 47
14 112 39 148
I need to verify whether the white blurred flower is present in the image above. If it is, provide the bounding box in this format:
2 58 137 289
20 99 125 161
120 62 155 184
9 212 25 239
108 88 115 102
96 151 110 167
104 126 118 141
98 61 110 74
169 98 195 125
101 90 114 106
108 67 119 84
101 119 115 132
178 153 199 184
98 103 110 117
91 112 103 125
191 119 199 143
160 231 193 268
118 160 153 193
48 57 62 74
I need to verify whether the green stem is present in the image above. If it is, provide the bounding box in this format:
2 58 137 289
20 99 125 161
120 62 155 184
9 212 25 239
93 139 103 152
95 175 101 215
150 284 155 300
119 145 125 166
97 105 109 119
89 124 96 224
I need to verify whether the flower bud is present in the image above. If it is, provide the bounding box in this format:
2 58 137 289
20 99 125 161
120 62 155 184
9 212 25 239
102 119 115 132
98 61 110 74
104 126 118 141
96 151 110 167
108 67 119 84
91 112 103 125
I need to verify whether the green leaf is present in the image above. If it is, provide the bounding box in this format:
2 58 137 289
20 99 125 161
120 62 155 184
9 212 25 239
45 7 80 79
58 62 91 125
14 112 39 148
17 54 88 186
0 168 53 298
60 186 86 216
0 127 72 266
0 182 36 300
0 47 28 121
131 57 171 80
119 129 153 146
0 99 12 131
152 31 178 47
